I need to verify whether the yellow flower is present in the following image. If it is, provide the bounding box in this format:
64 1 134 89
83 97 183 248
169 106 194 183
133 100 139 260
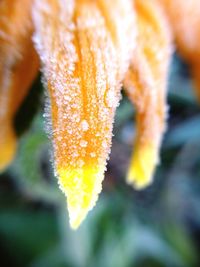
0 0 199 229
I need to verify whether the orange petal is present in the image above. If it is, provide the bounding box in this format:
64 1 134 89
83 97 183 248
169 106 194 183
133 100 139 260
124 0 172 189
160 0 200 101
0 0 39 171
33 0 135 229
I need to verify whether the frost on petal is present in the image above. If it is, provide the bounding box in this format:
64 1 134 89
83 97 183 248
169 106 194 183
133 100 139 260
96 0 136 79
0 0 39 171
124 0 172 189
160 0 200 102
33 0 135 229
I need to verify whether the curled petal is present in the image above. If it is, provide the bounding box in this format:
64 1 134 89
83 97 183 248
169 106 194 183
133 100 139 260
0 0 39 171
33 0 135 229
124 0 172 189
160 0 200 101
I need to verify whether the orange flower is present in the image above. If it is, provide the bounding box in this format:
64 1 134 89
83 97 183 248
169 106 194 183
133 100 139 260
0 0 39 171
0 0 200 229
124 0 172 189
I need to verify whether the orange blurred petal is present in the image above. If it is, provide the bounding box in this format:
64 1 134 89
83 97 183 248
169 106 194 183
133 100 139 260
0 0 39 171
33 0 135 229
160 0 200 102
124 0 172 189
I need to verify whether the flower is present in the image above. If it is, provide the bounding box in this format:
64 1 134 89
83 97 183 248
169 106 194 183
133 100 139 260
0 0 199 229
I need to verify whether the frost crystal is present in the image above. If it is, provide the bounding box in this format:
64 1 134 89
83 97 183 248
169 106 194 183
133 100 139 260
80 140 88 148
81 120 89 131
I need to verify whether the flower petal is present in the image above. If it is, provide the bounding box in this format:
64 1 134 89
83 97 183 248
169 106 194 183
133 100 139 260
0 0 39 171
124 0 172 189
160 0 200 101
33 0 135 229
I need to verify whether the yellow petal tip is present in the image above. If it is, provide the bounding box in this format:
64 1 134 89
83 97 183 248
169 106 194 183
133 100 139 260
68 205 89 230
58 165 105 230
126 145 158 190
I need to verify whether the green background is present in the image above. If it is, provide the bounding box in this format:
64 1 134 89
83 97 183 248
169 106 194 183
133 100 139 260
1 54 200 267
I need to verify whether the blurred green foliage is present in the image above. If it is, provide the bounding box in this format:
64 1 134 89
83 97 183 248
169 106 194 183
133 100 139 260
0 54 200 267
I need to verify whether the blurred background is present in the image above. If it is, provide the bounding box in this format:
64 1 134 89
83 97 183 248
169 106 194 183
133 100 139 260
1 53 200 267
